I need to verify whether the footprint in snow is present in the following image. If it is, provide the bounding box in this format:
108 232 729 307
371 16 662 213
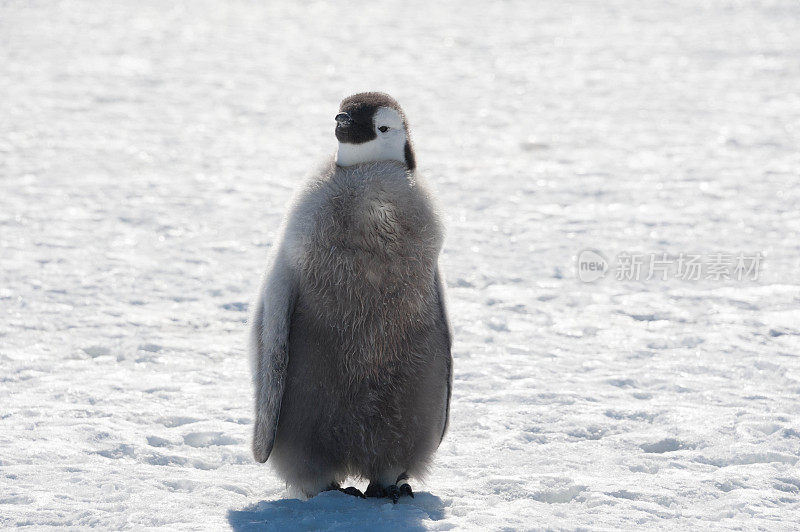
82 346 111 358
640 438 691 453
138 343 162 352
158 416 200 428
184 432 239 447
147 435 173 448
532 485 587 504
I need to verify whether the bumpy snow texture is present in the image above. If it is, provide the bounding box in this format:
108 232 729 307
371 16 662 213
1 0 799 529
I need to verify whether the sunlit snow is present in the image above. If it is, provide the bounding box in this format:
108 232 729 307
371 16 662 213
1 0 799 529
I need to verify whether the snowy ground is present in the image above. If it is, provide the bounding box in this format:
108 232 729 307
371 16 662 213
2 0 800 529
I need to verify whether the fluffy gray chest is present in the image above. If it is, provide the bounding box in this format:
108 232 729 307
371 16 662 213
296 192 435 327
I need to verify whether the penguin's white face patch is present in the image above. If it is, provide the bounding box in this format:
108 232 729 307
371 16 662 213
336 107 407 168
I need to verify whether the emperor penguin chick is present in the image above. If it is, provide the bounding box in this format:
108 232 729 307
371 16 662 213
249 92 452 502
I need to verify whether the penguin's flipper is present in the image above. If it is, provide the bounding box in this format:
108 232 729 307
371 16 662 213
250 245 297 463
434 266 453 443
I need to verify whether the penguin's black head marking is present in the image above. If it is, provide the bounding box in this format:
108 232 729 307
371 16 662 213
335 92 416 171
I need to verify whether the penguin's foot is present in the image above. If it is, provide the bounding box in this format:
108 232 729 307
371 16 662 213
399 482 414 498
365 481 414 504
364 481 383 498
339 486 366 498
324 482 365 499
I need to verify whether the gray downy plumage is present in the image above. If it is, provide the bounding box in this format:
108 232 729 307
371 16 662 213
249 96 452 498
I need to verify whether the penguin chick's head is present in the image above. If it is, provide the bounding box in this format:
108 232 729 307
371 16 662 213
334 92 416 171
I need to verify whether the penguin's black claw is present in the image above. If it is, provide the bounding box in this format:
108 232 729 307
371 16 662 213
385 484 401 504
399 483 414 498
365 479 414 502
338 486 366 499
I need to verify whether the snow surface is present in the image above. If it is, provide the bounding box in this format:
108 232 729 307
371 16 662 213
2 0 800 529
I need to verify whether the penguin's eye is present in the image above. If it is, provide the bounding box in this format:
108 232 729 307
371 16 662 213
378 126 389 133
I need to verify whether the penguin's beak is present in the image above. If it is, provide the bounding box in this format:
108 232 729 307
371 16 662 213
335 112 353 127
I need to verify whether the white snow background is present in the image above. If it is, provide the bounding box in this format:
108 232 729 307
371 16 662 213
2 0 800 529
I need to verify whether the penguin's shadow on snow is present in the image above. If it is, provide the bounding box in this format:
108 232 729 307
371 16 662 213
227 491 447 532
